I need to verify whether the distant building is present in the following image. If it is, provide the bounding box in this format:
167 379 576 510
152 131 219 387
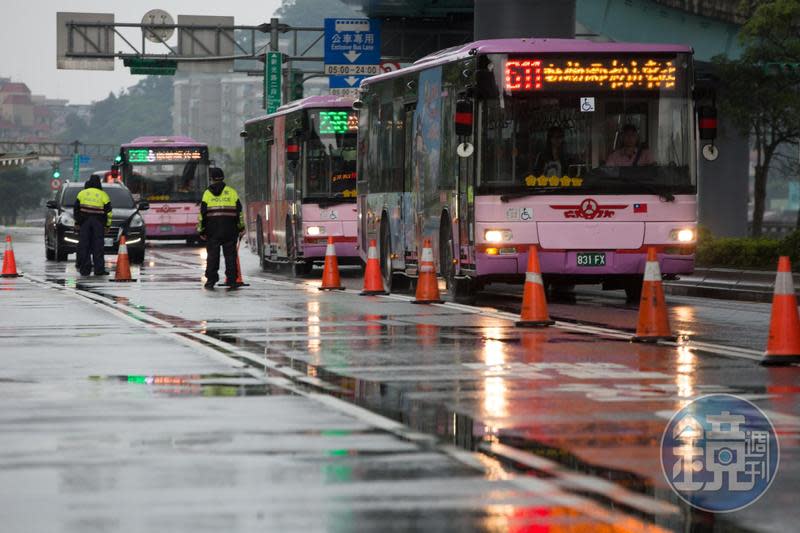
0 80 70 140
172 73 263 150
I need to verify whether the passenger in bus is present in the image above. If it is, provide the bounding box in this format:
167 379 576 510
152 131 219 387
532 126 574 177
606 124 654 167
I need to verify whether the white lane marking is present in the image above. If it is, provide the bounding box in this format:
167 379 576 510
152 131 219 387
26 263 681 523
151 248 768 363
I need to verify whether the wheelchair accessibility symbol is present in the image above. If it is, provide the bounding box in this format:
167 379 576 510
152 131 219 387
520 207 533 221
580 97 595 113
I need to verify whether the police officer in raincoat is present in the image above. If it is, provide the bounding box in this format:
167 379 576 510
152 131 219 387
197 167 244 289
74 174 112 276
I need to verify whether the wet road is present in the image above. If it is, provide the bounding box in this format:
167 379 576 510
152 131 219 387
2 227 799 532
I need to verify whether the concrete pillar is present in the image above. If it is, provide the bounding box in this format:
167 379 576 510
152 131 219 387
474 0 576 40
698 123 749 237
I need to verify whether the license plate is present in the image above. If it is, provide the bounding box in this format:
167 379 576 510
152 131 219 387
159 225 173 232
576 252 606 267
104 238 114 247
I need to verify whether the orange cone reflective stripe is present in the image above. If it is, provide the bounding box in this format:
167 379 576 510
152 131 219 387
762 256 800 365
516 246 553 327
1 235 22 278
412 238 443 304
230 238 250 287
632 247 674 342
319 236 344 291
110 235 136 282
361 239 387 295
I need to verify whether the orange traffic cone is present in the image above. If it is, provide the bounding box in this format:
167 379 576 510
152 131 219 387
110 235 136 282
360 239 387 295
319 236 344 291
1 235 22 278
762 256 800 365
412 238 443 304
632 247 674 342
516 246 553 327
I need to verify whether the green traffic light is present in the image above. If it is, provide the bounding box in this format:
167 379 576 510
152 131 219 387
53 170 61 179
115 155 122 163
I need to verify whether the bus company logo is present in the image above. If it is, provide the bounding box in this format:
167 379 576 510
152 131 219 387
661 394 780 513
158 205 177 214
550 198 628 220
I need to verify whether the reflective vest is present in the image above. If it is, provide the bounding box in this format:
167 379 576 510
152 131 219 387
76 188 112 226
197 185 244 232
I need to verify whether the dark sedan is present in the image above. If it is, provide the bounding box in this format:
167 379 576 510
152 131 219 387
45 181 149 264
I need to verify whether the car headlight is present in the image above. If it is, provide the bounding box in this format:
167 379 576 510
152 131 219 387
484 229 512 243
59 212 75 226
670 228 695 243
130 214 144 228
307 225 325 236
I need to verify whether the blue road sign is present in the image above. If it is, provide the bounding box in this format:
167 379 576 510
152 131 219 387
79 155 91 165
324 18 381 86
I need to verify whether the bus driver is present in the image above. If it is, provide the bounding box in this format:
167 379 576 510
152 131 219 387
606 124 654 167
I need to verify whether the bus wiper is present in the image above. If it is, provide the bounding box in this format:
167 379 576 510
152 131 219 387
500 191 532 202
584 175 675 202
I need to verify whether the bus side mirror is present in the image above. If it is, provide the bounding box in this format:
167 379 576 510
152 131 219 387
455 99 474 137
352 99 364 110
287 140 300 162
698 105 717 141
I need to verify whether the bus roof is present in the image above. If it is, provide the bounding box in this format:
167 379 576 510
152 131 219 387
362 38 693 86
244 95 353 126
121 136 206 148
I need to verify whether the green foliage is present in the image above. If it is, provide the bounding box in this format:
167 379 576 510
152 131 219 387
712 0 800 236
696 229 800 268
59 76 173 146
0 167 49 224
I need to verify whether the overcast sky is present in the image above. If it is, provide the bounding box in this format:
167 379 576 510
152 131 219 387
0 1 285 104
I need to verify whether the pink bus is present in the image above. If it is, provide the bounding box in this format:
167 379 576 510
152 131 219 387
243 96 359 276
119 136 210 243
357 39 702 302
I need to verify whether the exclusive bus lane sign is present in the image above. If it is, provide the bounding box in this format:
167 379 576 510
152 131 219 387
324 18 381 83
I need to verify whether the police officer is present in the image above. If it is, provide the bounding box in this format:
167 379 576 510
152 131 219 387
197 167 244 289
74 174 112 276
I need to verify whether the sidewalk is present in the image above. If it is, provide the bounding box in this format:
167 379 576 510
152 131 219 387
665 267 796 303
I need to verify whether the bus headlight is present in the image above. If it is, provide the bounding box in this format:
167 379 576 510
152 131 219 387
484 229 512 243
307 226 325 236
670 228 695 243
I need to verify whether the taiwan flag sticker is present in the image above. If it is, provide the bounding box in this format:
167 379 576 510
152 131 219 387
634 203 648 213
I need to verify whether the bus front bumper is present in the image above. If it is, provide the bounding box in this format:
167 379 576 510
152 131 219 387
473 248 695 279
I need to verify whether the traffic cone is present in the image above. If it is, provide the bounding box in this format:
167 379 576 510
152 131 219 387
360 239 387 295
632 247 674 342
1 235 22 278
516 246 553 327
412 238 443 304
110 235 136 282
319 236 344 291
762 256 800 365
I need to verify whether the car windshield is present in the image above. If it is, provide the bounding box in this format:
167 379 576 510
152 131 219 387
476 53 695 196
61 187 135 208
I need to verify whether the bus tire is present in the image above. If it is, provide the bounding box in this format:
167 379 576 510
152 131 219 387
624 279 643 303
256 218 267 271
440 217 476 304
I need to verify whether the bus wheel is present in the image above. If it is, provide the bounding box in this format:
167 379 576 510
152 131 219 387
440 220 476 304
256 218 267 271
624 279 643 303
379 219 393 292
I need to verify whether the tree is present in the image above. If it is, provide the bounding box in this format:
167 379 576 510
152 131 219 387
714 0 800 236
0 167 49 225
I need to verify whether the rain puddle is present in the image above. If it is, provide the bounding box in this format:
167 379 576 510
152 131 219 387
89 372 291 397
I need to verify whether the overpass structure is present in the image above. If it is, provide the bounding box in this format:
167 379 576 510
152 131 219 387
343 0 750 237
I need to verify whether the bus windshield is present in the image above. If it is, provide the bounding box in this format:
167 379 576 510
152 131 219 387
304 110 358 202
477 53 695 196
124 160 208 202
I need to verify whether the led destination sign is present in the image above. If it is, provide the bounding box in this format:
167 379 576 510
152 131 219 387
317 111 358 134
127 148 205 163
505 57 678 91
